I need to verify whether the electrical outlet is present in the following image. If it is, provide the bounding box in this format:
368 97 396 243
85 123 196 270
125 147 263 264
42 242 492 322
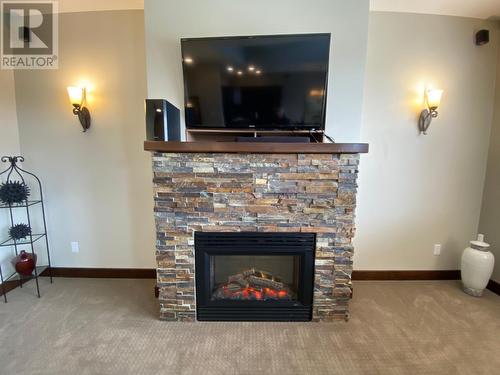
71 241 79 253
433 244 441 256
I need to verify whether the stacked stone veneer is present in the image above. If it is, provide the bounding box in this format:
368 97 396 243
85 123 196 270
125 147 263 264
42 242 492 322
152 152 360 322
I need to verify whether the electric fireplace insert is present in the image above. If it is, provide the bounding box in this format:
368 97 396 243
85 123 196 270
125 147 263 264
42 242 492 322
195 232 315 321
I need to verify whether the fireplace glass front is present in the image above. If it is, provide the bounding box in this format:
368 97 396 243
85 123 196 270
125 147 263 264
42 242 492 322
210 255 300 301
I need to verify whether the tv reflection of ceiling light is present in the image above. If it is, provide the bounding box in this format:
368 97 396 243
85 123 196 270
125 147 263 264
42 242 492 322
227 66 234 72
309 89 325 97
155 108 162 113
237 71 243 75
184 57 193 64
255 70 262 75
248 66 255 71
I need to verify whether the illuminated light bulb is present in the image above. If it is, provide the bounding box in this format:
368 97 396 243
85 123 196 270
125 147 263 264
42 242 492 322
425 88 443 110
227 66 234 72
184 57 193 64
255 70 261 75
155 108 162 113
237 70 243 75
248 65 255 71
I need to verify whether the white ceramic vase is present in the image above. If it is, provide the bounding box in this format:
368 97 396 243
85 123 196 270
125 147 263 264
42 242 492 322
461 234 495 297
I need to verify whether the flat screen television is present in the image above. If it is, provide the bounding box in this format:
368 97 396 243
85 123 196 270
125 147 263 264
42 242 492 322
181 34 330 130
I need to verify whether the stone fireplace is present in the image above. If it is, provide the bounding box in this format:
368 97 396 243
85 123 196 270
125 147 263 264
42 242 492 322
150 147 363 322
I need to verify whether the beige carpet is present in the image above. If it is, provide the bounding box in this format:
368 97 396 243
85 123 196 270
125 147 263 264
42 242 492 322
0 278 499 375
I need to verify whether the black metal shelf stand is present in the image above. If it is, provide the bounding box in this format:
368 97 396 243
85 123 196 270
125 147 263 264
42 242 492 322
0 156 52 302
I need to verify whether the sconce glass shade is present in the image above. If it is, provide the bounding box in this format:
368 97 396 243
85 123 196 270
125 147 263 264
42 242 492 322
425 89 443 110
67 86 84 106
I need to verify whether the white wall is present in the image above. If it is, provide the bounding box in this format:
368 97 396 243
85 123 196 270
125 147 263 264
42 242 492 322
0 70 21 281
479 24 500 283
14 10 155 269
4 7 500 275
144 0 369 142
0 71 20 156
355 13 498 270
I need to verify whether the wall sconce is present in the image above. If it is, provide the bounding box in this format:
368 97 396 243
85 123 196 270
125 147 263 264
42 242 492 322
418 88 443 135
67 86 91 132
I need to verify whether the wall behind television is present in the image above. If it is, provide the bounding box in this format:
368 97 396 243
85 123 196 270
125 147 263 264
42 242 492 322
479 31 500 284
4 5 498 277
355 13 498 271
13 10 155 269
144 0 370 142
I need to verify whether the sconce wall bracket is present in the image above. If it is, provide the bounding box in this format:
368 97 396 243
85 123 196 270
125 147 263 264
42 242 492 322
418 108 438 135
72 105 91 132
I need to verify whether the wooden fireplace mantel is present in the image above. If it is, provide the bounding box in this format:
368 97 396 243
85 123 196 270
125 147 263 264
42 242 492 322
144 141 369 154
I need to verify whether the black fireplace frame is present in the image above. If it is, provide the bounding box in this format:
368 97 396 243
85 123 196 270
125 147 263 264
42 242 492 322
195 232 315 321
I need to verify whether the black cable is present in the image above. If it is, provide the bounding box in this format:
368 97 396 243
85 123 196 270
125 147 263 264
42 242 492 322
324 133 335 143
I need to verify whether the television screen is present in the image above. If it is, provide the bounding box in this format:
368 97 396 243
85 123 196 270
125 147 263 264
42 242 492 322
181 34 330 130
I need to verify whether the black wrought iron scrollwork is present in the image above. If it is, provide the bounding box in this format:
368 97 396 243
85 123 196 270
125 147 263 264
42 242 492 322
1 156 25 166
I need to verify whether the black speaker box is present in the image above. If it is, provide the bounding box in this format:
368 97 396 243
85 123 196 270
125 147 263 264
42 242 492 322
145 99 181 141
475 29 489 46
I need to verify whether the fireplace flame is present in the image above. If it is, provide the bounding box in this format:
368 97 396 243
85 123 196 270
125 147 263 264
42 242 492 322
213 269 294 301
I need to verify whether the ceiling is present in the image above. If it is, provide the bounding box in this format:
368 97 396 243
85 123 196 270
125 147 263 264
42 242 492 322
370 0 500 20
56 0 500 19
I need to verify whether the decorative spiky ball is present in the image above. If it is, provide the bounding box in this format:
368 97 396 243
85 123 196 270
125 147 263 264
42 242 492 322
0 181 30 204
9 224 32 240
